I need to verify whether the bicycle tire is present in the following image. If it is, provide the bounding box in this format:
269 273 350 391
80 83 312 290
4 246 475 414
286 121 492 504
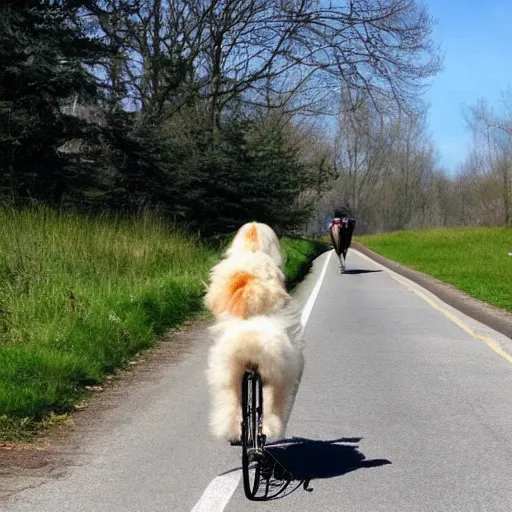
241 370 263 499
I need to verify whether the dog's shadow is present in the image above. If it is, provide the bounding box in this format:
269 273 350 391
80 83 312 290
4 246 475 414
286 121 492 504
226 436 391 500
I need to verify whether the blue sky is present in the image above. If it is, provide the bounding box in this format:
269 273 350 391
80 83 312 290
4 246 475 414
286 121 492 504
424 0 512 174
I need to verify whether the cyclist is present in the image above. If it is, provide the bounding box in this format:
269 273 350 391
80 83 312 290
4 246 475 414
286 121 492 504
329 208 356 270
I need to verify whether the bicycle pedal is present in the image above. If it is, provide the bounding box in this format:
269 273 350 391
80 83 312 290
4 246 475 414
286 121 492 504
229 440 242 446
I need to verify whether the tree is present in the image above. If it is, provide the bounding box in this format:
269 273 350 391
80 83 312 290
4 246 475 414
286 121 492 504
0 0 107 203
310 94 441 234
92 110 190 215
90 0 442 129
0 0 443 237
463 93 512 227
172 115 314 235
332 91 398 229
381 111 437 230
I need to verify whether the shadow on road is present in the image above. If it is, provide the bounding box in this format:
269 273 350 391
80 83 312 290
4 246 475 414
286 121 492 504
228 436 391 500
343 269 382 275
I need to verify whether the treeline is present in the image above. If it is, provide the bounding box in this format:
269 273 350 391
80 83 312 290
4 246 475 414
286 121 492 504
308 88 512 234
0 0 441 236
307 93 441 234
454 90 512 228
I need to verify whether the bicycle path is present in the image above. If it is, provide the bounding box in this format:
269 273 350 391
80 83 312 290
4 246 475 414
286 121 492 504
226 249 512 511
3 250 512 511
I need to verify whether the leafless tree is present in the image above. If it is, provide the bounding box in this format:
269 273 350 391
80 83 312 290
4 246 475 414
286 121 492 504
331 90 398 227
88 0 442 126
307 91 441 234
382 110 437 230
463 92 512 227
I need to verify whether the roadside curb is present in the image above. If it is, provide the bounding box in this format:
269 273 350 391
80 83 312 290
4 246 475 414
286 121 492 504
353 242 512 342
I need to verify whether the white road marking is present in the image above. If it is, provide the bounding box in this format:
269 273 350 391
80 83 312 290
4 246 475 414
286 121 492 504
191 472 241 512
300 250 333 327
190 249 333 511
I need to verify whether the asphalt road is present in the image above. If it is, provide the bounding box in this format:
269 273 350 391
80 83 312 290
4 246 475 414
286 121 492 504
2 250 512 511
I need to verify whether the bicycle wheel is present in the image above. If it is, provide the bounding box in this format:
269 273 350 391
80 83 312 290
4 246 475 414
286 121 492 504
241 370 264 499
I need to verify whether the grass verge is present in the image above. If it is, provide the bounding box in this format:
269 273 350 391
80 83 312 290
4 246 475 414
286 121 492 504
357 228 512 312
282 238 330 290
0 207 327 440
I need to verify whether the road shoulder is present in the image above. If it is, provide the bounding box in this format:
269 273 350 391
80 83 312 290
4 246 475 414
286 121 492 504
0 317 207 502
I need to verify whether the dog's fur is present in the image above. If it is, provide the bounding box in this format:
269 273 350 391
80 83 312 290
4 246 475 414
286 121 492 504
204 222 304 441
204 222 288 319
204 251 291 319
207 311 304 441
225 221 283 268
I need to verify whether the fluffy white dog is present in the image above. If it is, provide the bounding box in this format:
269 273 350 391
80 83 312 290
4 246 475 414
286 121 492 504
204 222 289 319
204 222 304 442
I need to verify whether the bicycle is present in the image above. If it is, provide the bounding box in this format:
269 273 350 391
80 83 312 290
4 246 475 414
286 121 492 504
232 369 293 500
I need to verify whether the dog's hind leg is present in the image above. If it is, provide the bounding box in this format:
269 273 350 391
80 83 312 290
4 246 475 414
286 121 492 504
262 377 298 440
207 352 244 442
209 382 241 442
262 384 285 440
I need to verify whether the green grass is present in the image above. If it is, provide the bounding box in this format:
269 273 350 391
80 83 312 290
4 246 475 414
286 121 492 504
0 207 326 440
282 238 330 290
357 228 512 312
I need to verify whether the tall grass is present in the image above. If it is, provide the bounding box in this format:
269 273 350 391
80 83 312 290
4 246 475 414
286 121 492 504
0 208 327 439
358 228 512 312
0 207 217 424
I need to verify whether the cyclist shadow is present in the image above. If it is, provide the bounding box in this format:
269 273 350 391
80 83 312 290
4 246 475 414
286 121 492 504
343 269 382 275
264 436 391 499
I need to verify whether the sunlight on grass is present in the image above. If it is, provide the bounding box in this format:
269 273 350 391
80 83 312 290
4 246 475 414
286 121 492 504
0 207 217 430
357 228 512 312
281 238 329 289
